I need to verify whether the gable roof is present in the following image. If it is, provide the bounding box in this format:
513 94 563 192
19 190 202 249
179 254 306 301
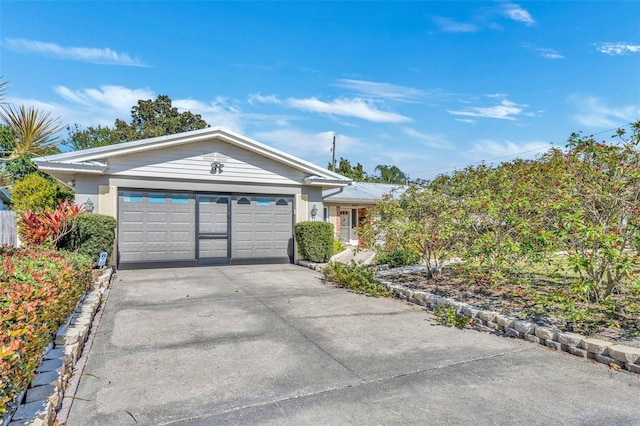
323 182 403 203
33 127 351 186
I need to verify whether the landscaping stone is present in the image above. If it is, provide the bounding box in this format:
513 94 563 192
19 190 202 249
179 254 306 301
557 332 584 348
36 358 63 373
628 363 640 374
477 311 498 322
608 345 640 365
31 371 60 388
580 338 613 355
524 334 540 344
486 321 499 330
505 327 522 339
595 354 625 368
461 305 480 318
25 385 56 404
535 326 557 341
568 347 588 358
495 315 514 329
11 400 50 421
513 320 535 335
546 340 561 351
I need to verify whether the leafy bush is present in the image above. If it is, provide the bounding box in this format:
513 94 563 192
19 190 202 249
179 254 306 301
0 247 93 414
333 239 346 255
375 246 420 268
433 306 471 328
59 214 117 265
10 173 61 215
19 200 85 248
294 221 334 262
322 261 390 297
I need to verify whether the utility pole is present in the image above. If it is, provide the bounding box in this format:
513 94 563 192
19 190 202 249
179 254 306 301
331 135 336 170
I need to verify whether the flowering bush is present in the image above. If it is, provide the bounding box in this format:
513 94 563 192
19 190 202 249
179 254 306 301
0 247 92 414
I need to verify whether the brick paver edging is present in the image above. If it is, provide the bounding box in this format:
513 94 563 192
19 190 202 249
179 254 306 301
3 268 114 426
376 266 640 374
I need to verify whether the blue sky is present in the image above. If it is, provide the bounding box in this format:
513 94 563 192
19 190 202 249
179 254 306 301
2 1 639 180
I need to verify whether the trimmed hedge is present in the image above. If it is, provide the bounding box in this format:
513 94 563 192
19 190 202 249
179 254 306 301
0 247 93 414
294 221 334 262
59 214 117 265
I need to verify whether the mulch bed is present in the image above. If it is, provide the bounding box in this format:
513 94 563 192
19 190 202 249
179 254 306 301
384 268 640 346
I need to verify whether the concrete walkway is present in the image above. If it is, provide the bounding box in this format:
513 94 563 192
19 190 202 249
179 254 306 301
66 265 640 425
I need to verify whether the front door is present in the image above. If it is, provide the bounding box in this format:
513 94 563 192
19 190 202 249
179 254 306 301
196 195 230 265
339 209 351 244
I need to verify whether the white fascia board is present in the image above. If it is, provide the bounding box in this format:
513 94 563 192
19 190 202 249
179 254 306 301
34 160 107 174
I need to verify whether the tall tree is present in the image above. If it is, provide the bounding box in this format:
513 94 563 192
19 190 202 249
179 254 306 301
65 95 209 151
374 164 407 184
328 157 368 181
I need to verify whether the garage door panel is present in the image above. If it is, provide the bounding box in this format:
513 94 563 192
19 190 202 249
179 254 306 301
118 191 195 264
231 196 292 260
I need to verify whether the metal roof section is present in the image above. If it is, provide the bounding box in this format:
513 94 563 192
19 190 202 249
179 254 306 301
33 127 351 185
323 182 404 203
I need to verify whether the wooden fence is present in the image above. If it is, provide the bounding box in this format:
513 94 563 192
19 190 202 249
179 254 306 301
0 210 18 247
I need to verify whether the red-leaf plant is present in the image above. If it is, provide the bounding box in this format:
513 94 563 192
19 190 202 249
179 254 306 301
19 200 86 248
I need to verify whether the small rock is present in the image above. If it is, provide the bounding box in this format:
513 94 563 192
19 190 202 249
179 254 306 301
478 311 498 322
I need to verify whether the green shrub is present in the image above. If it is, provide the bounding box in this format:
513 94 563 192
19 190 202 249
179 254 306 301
0 247 93 414
10 173 61 215
59 214 117 265
375 246 420 268
333 239 346 255
322 261 390 297
433 306 471 328
294 221 334 262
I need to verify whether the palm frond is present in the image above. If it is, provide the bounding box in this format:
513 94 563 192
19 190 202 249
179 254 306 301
0 104 63 160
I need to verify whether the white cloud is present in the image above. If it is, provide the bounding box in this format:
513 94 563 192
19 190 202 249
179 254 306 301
594 42 640 56
570 95 640 128
501 3 535 26
252 129 363 158
248 93 282 105
469 139 550 159
52 85 155 126
286 97 411 123
523 44 564 59
432 16 478 33
402 127 453 149
448 99 529 120
249 92 411 124
4 38 148 66
334 79 427 102
173 98 245 133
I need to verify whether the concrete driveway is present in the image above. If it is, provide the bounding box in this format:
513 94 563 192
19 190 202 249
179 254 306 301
66 265 640 425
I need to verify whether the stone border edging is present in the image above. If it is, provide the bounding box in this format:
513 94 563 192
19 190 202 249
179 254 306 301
376 266 640 374
4 268 114 426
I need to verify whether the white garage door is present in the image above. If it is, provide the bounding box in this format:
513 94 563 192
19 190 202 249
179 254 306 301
118 191 293 268
231 195 293 262
118 191 195 266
